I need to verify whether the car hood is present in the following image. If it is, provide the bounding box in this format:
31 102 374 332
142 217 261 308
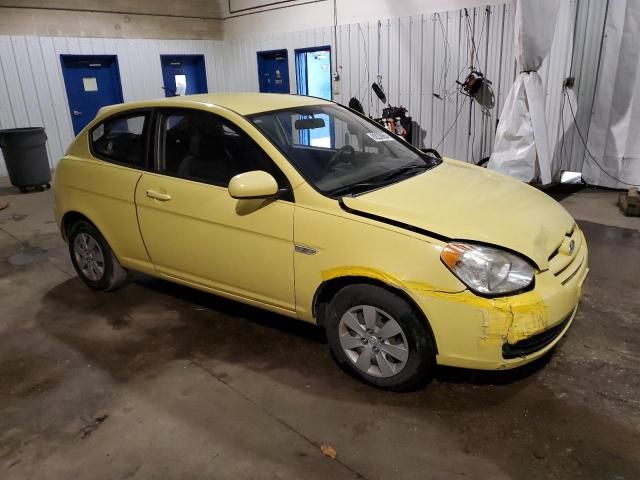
341 159 574 269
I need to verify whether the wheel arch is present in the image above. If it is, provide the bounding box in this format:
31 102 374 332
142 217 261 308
312 275 438 354
61 210 102 242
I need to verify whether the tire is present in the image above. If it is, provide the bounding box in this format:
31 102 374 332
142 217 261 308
325 284 436 391
68 220 128 291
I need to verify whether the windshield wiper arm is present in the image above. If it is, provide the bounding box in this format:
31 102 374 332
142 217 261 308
328 182 382 197
376 163 430 182
329 164 430 197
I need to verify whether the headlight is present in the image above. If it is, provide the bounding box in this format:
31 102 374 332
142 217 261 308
440 242 534 296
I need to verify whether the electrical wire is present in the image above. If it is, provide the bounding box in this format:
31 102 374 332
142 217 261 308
475 8 488 69
435 97 467 150
333 0 339 77
356 24 371 108
435 13 451 98
464 8 485 70
470 101 476 163
559 89 568 172
436 8 488 101
565 91 639 187
464 9 476 69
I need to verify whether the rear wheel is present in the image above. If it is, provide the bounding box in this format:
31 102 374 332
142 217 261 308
325 284 436 391
68 220 127 291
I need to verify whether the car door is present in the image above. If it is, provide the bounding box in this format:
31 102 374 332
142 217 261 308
134 108 296 311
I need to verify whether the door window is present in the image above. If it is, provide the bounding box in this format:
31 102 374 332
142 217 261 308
91 113 148 167
157 110 290 195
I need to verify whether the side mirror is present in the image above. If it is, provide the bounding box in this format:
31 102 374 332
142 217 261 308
228 170 279 199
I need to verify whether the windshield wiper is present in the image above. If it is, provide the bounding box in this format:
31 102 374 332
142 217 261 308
328 163 430 197
377 163 430 182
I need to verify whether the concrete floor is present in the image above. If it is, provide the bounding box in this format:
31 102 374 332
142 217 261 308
1 179 639 480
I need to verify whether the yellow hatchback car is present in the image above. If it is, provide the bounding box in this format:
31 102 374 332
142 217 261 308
54 93 588 390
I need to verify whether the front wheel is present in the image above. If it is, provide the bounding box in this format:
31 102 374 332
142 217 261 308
68 220 127 291
325 284 436 391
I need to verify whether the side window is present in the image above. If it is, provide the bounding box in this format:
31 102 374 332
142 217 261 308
158 110 289 190
91 113 147 167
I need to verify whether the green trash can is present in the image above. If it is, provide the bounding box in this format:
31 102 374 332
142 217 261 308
0 127 51 193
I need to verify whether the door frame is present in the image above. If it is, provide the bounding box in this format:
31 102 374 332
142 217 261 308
134 106 297 311
294 45 332 98
60 54 125 135
159 54 208 97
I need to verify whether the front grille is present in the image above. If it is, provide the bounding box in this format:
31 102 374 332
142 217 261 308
548 225 583 281
561 258 585 285
502 312 572 359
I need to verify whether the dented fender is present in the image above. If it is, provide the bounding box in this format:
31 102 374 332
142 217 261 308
319 266 550 346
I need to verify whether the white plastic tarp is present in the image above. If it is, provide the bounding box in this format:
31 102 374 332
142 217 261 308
582 0 640 188
488 0 560 184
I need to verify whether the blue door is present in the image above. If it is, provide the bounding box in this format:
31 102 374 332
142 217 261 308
257 50 290 94
160 55 208 97
60 55 124 135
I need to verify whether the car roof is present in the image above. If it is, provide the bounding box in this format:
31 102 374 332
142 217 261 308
98 93 332 117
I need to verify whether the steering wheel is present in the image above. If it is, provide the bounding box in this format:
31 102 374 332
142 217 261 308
329 145 356 169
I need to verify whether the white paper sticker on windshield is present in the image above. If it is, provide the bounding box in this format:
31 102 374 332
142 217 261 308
92 123 105 141
366 132 393 142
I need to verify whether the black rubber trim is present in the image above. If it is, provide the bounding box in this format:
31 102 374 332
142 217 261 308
502 312 572 359
150 107 295 203
338 198 450 243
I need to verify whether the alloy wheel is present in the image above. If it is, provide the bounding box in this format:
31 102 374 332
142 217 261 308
338 305 409 378
73 232 105 282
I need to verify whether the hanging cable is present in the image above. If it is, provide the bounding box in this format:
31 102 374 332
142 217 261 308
435 9 490 102
333 0 339 79
356 24 370 107
434 13 453 99
565 91 639 187
559 89 568 172
435 97 468 150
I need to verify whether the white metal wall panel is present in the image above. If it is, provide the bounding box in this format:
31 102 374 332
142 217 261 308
219 2 522 166
0 36 225 173
567 0 608 174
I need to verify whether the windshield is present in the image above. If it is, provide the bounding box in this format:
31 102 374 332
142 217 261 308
249 104 440 196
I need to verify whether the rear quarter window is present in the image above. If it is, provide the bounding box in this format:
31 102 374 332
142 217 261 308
90 113 148 167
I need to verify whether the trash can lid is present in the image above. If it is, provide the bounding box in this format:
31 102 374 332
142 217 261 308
0 127 47 149
0 127 45 134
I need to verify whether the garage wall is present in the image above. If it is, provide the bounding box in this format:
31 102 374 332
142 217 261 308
221 0 596 177
224 0 492 38
0 36 225 175
562 0 609 176
0 0 602 180
222 4 516 162
0 1 223 39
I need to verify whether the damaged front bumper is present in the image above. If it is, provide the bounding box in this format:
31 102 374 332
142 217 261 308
412 237 589 370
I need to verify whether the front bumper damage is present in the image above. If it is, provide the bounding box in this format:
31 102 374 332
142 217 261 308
412 233 589 370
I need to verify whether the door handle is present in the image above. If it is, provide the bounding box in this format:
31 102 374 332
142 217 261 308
73 110 83 116
146 189 172 201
